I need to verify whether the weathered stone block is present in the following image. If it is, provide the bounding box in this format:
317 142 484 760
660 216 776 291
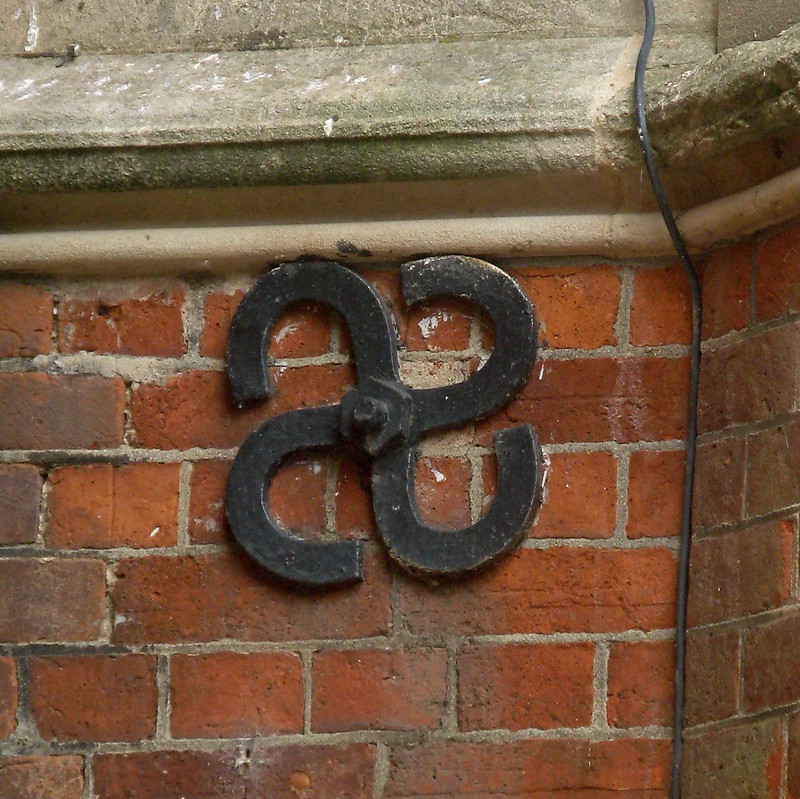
719 0 800 50
0 0 715 55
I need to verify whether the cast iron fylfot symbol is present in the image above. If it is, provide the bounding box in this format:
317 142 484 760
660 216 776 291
225 256 542 588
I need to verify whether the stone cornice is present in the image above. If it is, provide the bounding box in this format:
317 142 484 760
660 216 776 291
5 26 800 208
4 27 800 270
0 34 708 205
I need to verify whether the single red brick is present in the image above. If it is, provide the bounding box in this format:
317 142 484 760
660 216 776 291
0 756 84 799
607 640 675 727
692 437 746 533
385 738 670 795
627 449 684 538
405 298 472 352
485 451 616 538
267 453 328 537
130 370 252 450
93 744 376 799
59 285 185 356
0 283 53 358
685 626 740 726
480 356 689 445
28 655 157 742
171 652 303 738
111 551 390 644
247 744 376 798
755 223 800 322
312 648 446 732
414 456 471 530
396 546 676 636
0 558 105 642
189 459 232 544
94 750 245 799
0 464 41 544
201 289 331 359
92 462 179 546
334 457 377 538
702 241 752 339
0 373 125 450
630 264 692 345
516 265 621 349
747 420 800 517
534 452 616 538
130 366 353 449
682 718 782 799
0 284 53 357
458 642 594 731
743 612 800 713
688 519 794 626
0 658 17 739
789 710 800 797
48 465 110 546
698 323 800 433
48 463 180 548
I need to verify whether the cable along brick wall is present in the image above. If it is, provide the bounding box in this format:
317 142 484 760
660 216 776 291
0 257 691 798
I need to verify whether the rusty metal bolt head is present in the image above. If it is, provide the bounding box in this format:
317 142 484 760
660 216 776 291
351 396 389 433
340 377 412 457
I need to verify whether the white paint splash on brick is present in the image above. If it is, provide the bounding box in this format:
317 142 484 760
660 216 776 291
273 322 299 343
417 310 452 339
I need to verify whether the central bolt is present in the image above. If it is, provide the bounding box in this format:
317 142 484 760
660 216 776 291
351 396 388 433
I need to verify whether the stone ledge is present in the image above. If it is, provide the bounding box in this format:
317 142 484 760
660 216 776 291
0 0 714 57
3 26 800 214
0 34 708 201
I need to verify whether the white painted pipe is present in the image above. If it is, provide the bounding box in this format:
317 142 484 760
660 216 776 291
3 167 800 274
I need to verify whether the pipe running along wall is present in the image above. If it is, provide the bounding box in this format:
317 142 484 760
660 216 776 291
2 166 800 274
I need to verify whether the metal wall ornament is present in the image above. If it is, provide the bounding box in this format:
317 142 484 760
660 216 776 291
225 256 543 589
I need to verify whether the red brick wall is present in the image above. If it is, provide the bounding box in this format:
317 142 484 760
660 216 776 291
0 259 690 798
683 222 800 799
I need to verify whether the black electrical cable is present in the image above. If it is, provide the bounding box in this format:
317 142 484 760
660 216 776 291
634 2 702 798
